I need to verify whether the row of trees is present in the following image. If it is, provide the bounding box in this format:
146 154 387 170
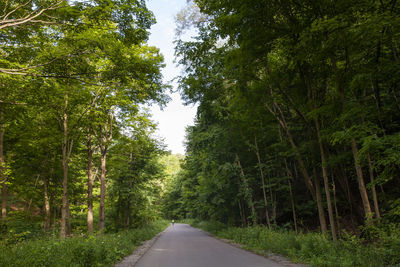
1 0 168 237
166 0 400 239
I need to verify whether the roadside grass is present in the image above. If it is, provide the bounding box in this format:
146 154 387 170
188 220 400 267
0 220 169 267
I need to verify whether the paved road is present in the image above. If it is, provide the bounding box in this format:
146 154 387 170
135 223 283 267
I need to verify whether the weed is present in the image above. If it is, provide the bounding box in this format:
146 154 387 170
190 221 400 267
0 220 169 267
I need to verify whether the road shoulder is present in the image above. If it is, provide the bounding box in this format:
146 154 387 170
193 227 309 267
115 226 171 267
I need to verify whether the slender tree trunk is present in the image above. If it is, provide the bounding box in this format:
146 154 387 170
288 178 298 233
254 135 270 228
61 102 68 238
99 147 106 231
239 200 247 227
284 160 297 233
332 178 341 237
1 184 6 220
238 201 244 227
43 176 51 231
87 133 94 233
266 102 315 198
125 151 134 227
268 172 275 224
0 116 7 219
272 191 277 224
235 153 257 225
367 154 381 219
350 138 373 220
332 55 374 222
52 205 57 234
98 113 113 232
313 167 327 233
66 197 71 235
279 126 298 232
315 118 337 240
60 89 73 238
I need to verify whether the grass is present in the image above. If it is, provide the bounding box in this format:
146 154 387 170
188 220 400 267
0 220 169 267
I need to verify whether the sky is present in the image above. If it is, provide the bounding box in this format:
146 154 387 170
146 0 198 155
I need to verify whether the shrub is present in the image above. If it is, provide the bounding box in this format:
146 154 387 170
189 221 400 267
0 220 169 267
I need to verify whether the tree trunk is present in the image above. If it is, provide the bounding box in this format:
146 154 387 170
99 147 106 231
60 89 72 238
367 154 381 219
87 133 94 233
124 151 134 227
98 113 113 232
266 102 315 198
315 118 337 240
315 177 327 233
272 191 277 224
254 135 270 228
0 116 7 219
332 178 341 237
1 184 6 220
235 153 257 225
43 176 51 231
350 138 373 220
288 178 297 233
239 200 247 227
332 55 373 222
313 168 327 233
284 160 298 233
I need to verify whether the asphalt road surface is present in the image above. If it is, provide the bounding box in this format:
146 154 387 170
135 223 283 267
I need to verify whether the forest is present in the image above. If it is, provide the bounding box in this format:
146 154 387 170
164 0 400 264
1 0 172 237
1 0 400 266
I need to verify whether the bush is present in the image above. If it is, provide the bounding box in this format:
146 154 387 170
0 220 169 267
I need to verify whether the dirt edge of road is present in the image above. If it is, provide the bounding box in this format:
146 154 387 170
114 226 171 267
193 227 309 267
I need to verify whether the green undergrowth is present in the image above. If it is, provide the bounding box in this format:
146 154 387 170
0 220 169 267
189 220 400 267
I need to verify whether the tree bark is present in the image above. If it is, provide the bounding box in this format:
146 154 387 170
43 176 51 231
254 135 270 228
125 151 134 227
235 153 257 225
98 113 113 232
87 133 94 233
60 89 72 238
284 160 298 233
266 102 315 198
351 138 373 220
239 200 247 227
332 178 341 237
367 153 380 219
1 184 6 220
99 147 106 231
331 55 374 223
288 177 297 233
315 117 337 240
313 169 327 233
0 115 7 219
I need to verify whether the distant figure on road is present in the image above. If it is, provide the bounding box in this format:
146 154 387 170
171 220 175 226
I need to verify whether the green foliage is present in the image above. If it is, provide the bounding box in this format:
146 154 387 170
190 221 400 267
1 0 168 237
172 0 400 234
0 220 169 267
